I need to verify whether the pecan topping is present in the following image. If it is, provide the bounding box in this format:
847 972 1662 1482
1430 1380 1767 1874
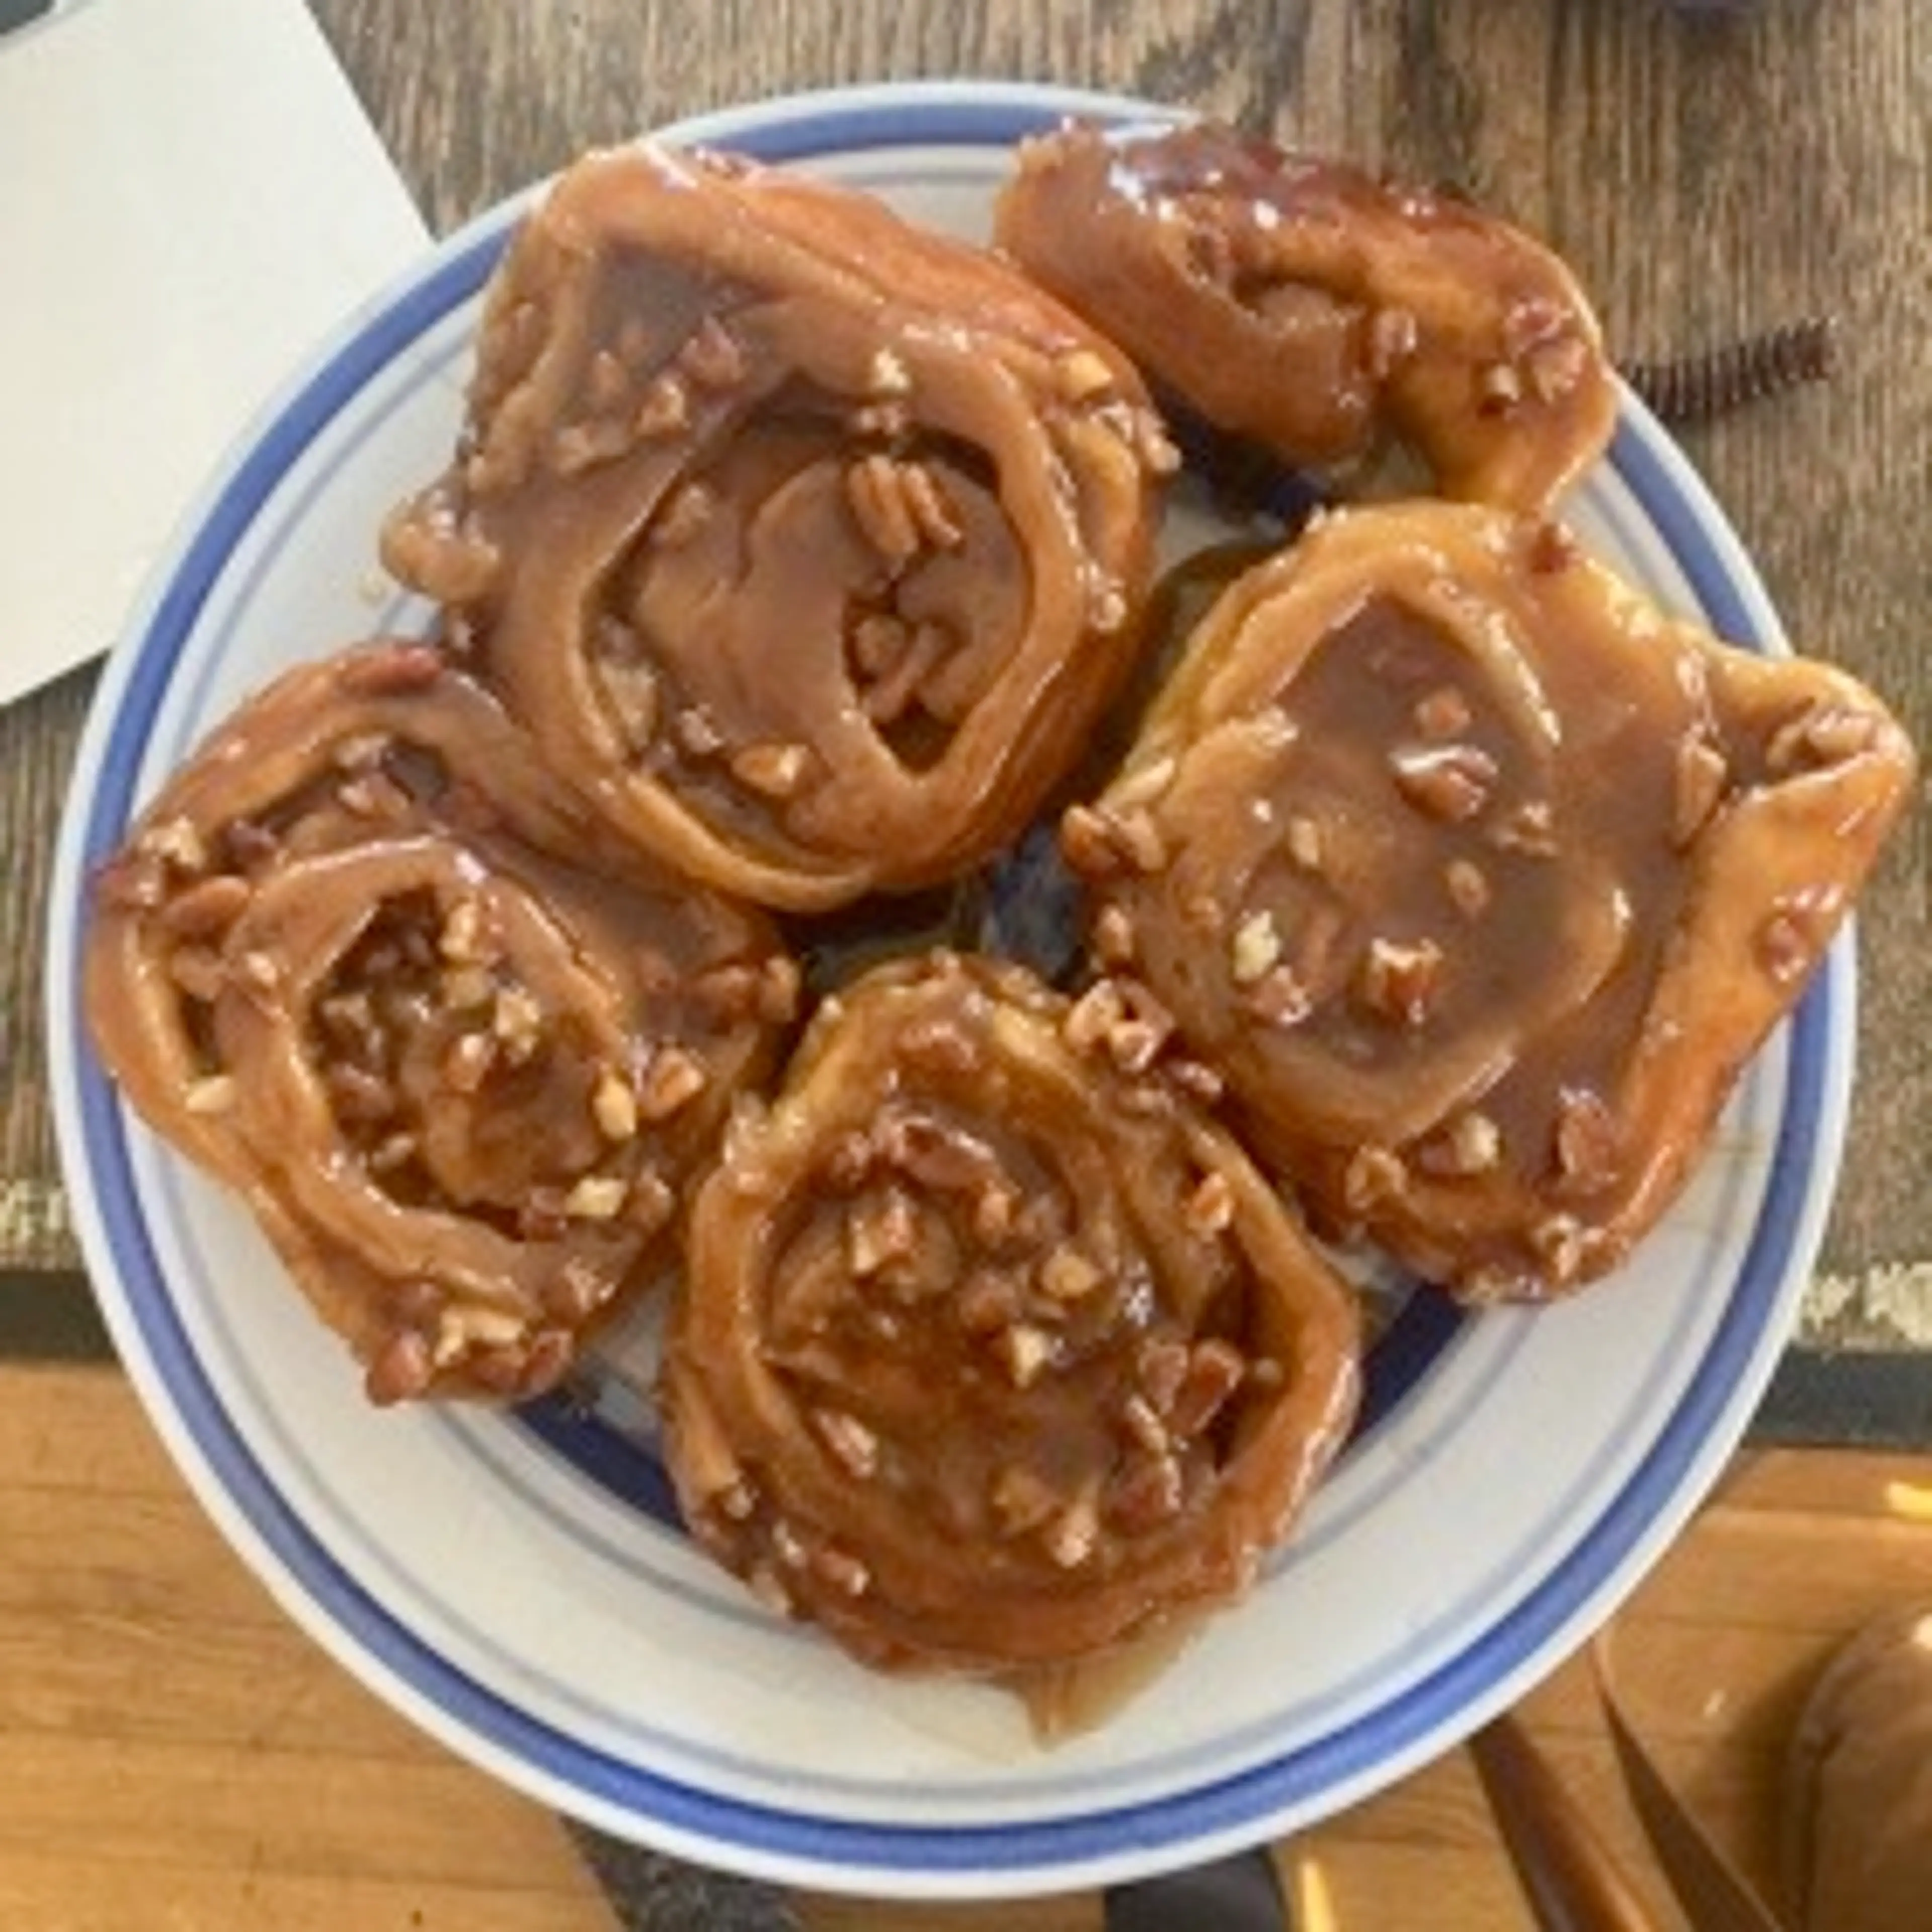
442 1031 497 1096
1108 1454 1184 1533
1417 1109 1503 1178
1342 1144 1407 1214
637 1046 708 1120
730 742 812 799
1093 903 1138 967
846 1187 918 1279
629 1170 677 1237
492 986 543 1058
1552 1088 1621 1193
997 1321 1056 1390
1285 815 1325 871
1246 963 1314 1028
1106 755 1177 814
1137 1336 1191 1415
1038 1245 1105 1303
811 1408 881 1481
365 1329 434 1406
1065 802 1170 875
813 1547 872 1597
1366 305 1420 378
1390 743 1498 821
591 1069 639 1143
1044 1492 1101 1569
633 374 690 438
846 453 961 561
1443 857 1492 918
1185 1170 1236 1238
1230 910 1283 986
600 659 662 747
1476 360 1524 414
564 1175 628 1220
867 348 912 396
652 482 715 549
1112 808 1169 872
138 816 208 874
442 964 494 1011
1119 1394 1170 1457
956 1268 1024 1336
552 418 632 476
1413 687 1474 741
679 315 747 389
1056 347 1117 401
1490 799 1558 856
1168 1340 1246 1439
990 1465 1059 1536
1064 978 1127 1054
438 898 489 965
1357 936 1444 1027
1757 903 1822 986
166 947 224 1003
1529 1213 1588 1286
673 705 726 758
1768 702 1882 774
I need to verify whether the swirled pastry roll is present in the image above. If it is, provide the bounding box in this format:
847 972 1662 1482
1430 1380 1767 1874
86 642 796 1403
1064 503 1915 1303
383 142 1169 911
661 953 1360 1679
995 121 1617 513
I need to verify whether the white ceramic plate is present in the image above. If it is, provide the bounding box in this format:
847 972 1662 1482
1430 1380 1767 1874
48 80 1849 1898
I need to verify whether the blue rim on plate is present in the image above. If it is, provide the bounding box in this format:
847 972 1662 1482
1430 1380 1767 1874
47 80 1848 1896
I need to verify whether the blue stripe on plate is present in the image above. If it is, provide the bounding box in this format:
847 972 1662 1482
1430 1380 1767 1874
58 82 1841 1885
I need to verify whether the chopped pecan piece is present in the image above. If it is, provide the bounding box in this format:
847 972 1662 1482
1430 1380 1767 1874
1390 744 1498 821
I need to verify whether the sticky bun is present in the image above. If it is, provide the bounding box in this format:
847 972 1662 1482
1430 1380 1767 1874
383 142 1169 910
661 952 1361 1680
996 121 1617 513
1065 502 1915 1302
86 642 795 1402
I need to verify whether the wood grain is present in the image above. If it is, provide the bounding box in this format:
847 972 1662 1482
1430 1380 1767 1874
0 663 92 1269
7 1363 1932 1930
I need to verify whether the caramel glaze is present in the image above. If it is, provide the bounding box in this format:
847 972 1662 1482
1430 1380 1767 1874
382 141 1172 912
85 641 796 1402
1063 503 1916 1303
661 952 1360 1677
995 120 1619 514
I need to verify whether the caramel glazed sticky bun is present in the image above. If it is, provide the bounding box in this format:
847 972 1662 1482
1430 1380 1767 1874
662 954 1360 1687
86 643 795 1403
382 139 1170 912
1065 501 1914 1303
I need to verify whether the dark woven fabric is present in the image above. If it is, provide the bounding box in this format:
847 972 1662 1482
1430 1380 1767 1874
565 1824 802 1931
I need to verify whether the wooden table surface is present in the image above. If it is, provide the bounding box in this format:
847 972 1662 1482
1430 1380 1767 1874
4 2 1930 1926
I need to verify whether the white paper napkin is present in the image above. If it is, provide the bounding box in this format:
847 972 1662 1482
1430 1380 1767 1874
0 0 428 706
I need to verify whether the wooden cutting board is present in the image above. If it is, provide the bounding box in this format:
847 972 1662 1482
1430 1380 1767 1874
7 1359 1928 1931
